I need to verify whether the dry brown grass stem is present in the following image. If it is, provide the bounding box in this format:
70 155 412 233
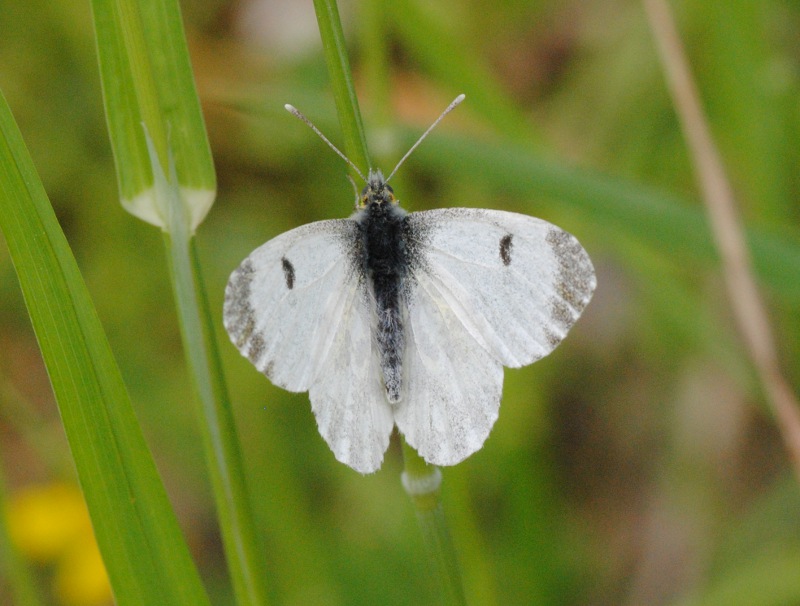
643 0 800 481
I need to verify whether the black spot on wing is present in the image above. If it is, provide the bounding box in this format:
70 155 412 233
281 256 295 289
499 234 513 266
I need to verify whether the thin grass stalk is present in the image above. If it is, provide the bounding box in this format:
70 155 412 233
152 149 270 606
164 229 270 606
311 0 371 174
309 2 468 603
643 0 800 480
402 443 468 606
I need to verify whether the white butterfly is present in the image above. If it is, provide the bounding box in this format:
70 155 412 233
223 96 596 474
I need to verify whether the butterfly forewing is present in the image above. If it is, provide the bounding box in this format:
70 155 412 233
223 218 395 473
223 219 361 392
407 208 595 368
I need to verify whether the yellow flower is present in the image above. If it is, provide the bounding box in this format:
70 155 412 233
6 482 112 606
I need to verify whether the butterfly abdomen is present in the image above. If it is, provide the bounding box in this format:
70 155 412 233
357 184 411 405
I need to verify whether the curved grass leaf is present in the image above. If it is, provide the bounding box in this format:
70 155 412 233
0 89 210 606
92 0 271 601
91 0 215 230
414 131 800 305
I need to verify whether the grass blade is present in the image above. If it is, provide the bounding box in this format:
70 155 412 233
92 0 271 602
311 2 469 603
0 89 210 606
91 0 215 230
312 0 371 175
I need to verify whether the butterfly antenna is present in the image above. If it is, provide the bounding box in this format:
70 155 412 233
346 174 360 209
284 104 367 182
386 94 465 183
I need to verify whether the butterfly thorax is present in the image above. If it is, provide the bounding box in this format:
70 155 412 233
355 170 410 405
359 169 396 208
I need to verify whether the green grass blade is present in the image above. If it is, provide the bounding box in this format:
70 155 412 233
92 1 272 602
91 0 216 231
312 0 371 175
0 91 210 605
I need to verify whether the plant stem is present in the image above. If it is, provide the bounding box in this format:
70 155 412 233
402 441 467 606
643 0 800 483
312 0 371 175
310 4 467 602
163 184 269 605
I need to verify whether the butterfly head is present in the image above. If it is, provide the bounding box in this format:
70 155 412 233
359 169 397 209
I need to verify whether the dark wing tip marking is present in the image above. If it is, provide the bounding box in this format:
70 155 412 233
499 234 513 266
544 327 563 349
224 259 257 347
223 258 273 375
545 228 596 333
546 228 596 308
247 333 265 365
281 256 295 289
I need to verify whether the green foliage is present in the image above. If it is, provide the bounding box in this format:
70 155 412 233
0 88 210 606
1 1 799 605
91 0 215 224
90 0 270 603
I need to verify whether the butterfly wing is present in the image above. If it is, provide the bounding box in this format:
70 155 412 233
308 284 394 474
395 208 595 465
224 219 358 391
409 208 595 366
395 273 504 465
223 219 393 473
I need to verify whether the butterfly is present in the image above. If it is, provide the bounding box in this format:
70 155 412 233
223 95 596 473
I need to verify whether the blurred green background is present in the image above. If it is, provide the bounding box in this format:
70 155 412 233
1 0 799 604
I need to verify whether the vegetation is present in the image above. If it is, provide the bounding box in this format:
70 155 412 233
0 1 798 604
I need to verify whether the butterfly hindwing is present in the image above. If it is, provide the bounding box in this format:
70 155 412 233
395 270 504 466
308 284 394 474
